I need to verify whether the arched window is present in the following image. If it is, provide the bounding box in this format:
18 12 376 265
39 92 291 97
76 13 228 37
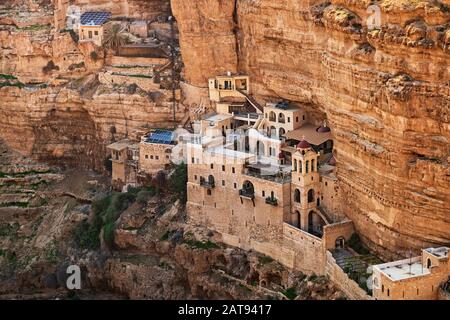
293 159 297 172
208 175 215 186
335 237 345 249
306 160 309 174
311 159 315 172
299 160 302 173
294 189 301 203
269 111 276 121
279 127 285 137
278 113 285 123
242 180 255 195
256 141 265 156
307 189 315 203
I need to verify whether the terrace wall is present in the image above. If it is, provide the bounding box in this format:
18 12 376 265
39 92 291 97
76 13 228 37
325 251 372 300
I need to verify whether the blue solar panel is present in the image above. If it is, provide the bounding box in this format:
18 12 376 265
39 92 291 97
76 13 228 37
80 12 111 26
147 130 174 145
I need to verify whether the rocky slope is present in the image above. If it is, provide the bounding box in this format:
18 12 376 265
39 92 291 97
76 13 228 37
172 0 450 259
0 142 344 299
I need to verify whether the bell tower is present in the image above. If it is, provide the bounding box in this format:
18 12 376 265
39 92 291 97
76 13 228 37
290 138 320 231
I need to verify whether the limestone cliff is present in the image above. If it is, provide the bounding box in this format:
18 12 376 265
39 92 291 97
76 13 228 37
0 0 183 171
171 0 450 259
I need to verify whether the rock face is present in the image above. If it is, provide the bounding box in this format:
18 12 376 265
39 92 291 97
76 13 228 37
172 0 450 259
0 0 184 171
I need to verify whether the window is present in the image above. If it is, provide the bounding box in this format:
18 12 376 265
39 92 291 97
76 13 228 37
222 180 225 186
155 156 159 160
325 182 328 186
302 115 305 120
427 258 432 268
88 30 93 38
234 183 237 189
232 167 235 173
207 189 212 195
387 289 390 297
287 117 290 123
150 155 154 159
94 31 98 36
166 155 169 159
191 157 195 164
262 191 265 197
306 160 309 174
311 159 315 172
296 116 299 122
194 175 197 180
210 164 214 169
145 155 148 159
222 165 225 171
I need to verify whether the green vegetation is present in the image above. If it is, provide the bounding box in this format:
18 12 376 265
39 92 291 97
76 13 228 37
112 72 153 79
308 273 318 281
0 169 50 178
0 202 29 208
73 191 137 250
259 255 274 265
103 24 128 53
44 242 59 264
168 163 187 203
183 239 219 250
0 223 20 237
282 287 297 300
347 234 370 255
0 81 25 89
0 74 17 80
136 189 155 205
18 24 50 31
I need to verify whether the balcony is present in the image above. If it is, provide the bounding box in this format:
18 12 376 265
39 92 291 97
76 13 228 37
265 196 278 206
200 177 215 189
239 188 255 200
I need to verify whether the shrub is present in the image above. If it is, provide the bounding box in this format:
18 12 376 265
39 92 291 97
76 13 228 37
169 163 187 202
347 233 370 255
282 287 297 300
136 189 154 205
103 221 115 248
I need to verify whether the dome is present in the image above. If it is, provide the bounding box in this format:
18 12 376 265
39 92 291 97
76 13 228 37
297 139 311 149
317 125 331 133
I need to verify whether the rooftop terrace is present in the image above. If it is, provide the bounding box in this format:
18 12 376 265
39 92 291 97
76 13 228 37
374 257 430 281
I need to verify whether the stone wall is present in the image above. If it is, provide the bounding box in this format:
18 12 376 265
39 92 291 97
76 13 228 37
325 251 372 300
139 142 173 174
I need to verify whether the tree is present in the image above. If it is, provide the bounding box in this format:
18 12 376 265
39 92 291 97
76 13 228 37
102 24 128 53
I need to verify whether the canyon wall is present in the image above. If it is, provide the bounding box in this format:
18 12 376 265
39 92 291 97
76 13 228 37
172 0 450 259
0 0 182 171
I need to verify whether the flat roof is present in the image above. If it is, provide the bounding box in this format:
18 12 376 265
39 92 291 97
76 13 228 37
204 113 234 122
375 257 430 281
425 247 449 259
265 102 300 112
284 123 332 146
107 139 137 151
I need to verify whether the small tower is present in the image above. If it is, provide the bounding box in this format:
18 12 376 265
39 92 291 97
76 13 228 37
290 137 321 232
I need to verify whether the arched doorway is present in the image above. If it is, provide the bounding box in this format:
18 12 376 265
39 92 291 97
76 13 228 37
279 127 285 137
294 189 301 203
269 111 276 121
291 211 300 228
256 141 265 156
335 237 345 249
307 189 315 203
240 180 255 197
308 210 326 237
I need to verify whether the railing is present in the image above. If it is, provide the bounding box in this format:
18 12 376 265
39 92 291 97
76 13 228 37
239 189 255 199
244 169 291 184
265 196 278 206
200 178 215 189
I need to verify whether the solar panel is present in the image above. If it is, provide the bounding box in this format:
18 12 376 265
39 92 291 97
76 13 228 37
147 130 174 145
80 12 111 26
